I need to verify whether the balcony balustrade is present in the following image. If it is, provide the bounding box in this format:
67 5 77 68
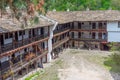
53 27 70 34
71 26 107 31
70 37 107 42
0 49 48 79
53 37 69 49
0 34 49 53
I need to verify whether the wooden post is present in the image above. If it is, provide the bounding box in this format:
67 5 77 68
9 55 15 80
78 41 80 49
46 55 47 63
26 65 29 74
12 32 15 49
0 34 1 53
22 30 24 46
48 26 50 36
35 45 38 56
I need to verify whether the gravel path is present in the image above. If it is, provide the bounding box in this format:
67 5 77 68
58 49 114 80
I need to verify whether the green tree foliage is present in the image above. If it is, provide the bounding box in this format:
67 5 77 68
44 0 120 11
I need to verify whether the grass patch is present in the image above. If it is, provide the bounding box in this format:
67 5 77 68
85 54 106 66
36 59 65 80
25 70 44 80
104 56 120 73
86 53 120 73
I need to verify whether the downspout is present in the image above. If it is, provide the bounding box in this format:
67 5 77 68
39 15 58 62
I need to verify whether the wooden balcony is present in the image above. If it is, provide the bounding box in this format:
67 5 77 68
1 34 49 53
0 50 48 79
70 38 107 42
53 37 69 49
71 29 107 32
53 27 70 34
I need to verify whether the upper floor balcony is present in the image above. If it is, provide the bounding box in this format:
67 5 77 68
0 33 49 53
70 21 107 32
53 26 70 34
71 26 107 32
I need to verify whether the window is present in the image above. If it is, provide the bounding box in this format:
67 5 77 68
5 33 8 39
19 31 22 36
78 22 81 29
9 33 13 38
71 32 74 38
118 22 120 28
89 22 91 25
99 22 102 26
5 33 13 39
104 22 106 25
92 23 96 29
78 32 81 38
23 31 25 35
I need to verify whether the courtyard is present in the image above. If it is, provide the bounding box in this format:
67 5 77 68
34 49 120 80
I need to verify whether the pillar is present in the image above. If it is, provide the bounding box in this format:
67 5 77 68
0 34 1 53
12 32 15 49
96 32 98 39
47 22 58 62
22 30 24 46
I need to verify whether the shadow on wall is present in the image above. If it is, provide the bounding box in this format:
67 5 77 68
104 53 120 80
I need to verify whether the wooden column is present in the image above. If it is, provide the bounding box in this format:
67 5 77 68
0 34 1 53
78 41 80 49
20 50 23 66
12 32 15 49
48 26 50 36
29 29 32 42
26 65 29 74
22 30 24 46
35 45 38 56
9 55 15 80
46 55 47 63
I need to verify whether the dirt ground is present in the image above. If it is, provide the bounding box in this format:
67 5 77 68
58 49 115 80
36 49 120 80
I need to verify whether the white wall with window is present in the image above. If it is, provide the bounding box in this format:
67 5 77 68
18 30 29 40
107 21 120 42
4 33 13 44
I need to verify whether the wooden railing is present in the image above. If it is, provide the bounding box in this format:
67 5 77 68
71 26 106 30
71 26 107 32
1 34 49 53
0 50 48 79
53 37 69 49
53 27 70 34
70 38 107 42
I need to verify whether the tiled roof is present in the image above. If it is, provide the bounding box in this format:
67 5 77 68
0 10 120 33
47 10 120 23
0 16 53 33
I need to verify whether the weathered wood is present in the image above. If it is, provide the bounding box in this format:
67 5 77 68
48 26 50 36
0 34 1 53
22 30 24 45
53 29 70 38
53 37 69 49
70 29 107 32
12 32 15 49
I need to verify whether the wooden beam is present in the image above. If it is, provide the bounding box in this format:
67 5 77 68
70 29 107 32
53 29 70 37
22 31 24 46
